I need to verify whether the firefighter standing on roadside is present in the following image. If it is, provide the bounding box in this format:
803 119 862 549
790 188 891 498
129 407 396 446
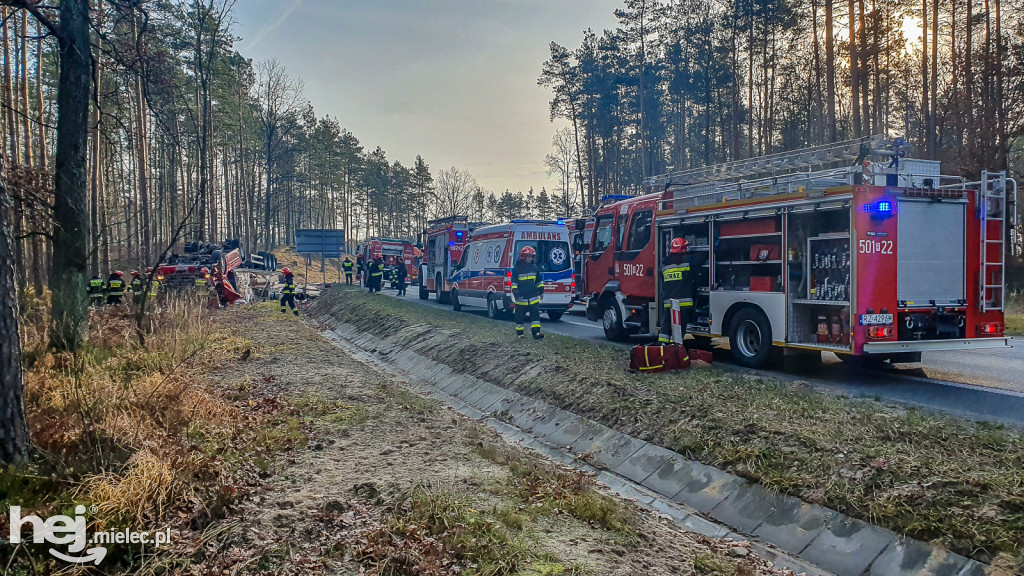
343 257 354 285
87 274 106 306
356 254 365 284
512 246 544 340
658 238 695 346
395 262 407 296
129 270 144 306
106 271 126 306
367 257 383 294
280 267 298 315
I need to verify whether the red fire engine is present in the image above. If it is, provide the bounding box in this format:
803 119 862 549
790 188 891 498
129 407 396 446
581 137 1015 368
361 238 418 284
419 216 477 302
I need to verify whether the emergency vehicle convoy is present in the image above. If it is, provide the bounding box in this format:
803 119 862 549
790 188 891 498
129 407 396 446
579 136 1015 368
449 220 576 320
361 238 419 284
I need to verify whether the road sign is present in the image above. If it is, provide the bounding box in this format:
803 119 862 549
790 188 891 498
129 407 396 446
296 229 345 258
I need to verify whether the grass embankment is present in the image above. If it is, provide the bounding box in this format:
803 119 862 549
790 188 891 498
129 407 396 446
313 288 1024 569
2 298 312 573
1006 293 1024 336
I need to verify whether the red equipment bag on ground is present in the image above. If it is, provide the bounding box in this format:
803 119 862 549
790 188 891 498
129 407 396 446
629 344 692 373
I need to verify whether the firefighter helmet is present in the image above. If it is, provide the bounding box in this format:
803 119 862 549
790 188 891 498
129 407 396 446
282 267 291 275
200 267 210 274
130 270 139 276
670 238 689 254
114 270 124 277
519 246 537 259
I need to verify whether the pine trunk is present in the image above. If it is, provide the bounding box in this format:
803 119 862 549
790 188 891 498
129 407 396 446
0 152 29 465
49 0 93 352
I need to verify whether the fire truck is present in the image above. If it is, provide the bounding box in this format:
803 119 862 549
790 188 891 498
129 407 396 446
419 216 477 302
581 136 1015 368
361 238 418 285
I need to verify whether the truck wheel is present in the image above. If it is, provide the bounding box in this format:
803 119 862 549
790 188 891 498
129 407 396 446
419 282 429 300
451 289 462 311
436 274 450 304
546 310 564 321
487 295 502 319
729 308 773 368
601 299 628 342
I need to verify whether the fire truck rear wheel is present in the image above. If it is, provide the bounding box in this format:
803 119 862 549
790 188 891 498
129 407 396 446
436 275 450 304
419 282 429 300
729 308 773 368
451 289 462 311
546 310 564 321
601 299 628 342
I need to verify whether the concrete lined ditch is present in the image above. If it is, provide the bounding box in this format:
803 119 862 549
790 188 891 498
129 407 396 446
319 319 988 576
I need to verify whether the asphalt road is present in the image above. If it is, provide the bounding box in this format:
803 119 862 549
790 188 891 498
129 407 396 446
381 287 1024 427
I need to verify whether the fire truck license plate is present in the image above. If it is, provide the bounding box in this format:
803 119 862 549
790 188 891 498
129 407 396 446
859 314 893 326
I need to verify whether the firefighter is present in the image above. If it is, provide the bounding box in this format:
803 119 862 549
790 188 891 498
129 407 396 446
145 273 162 311
196 267 211 287
280 267 298 315
129 270 144 306
395 262 407 296
658 238 695 347
356 254 365 284
512 246 544 340
367 257 383 294
106 271 126 306
87 274 106 306
343 257 354 285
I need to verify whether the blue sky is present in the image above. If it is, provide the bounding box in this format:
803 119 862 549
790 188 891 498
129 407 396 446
233 0 622 195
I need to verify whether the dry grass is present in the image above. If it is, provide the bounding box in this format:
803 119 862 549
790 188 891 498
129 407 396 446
314 288 1024 569
3 296 308 572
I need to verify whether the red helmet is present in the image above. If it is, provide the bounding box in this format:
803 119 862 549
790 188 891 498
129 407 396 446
200 267 210 274
519 246 537 259
130 270 139 276
670 238 689 254
114 270 124 277
282 267 291 275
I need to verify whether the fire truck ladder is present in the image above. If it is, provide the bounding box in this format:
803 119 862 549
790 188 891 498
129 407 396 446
978 171 1009 312
647 135 888 188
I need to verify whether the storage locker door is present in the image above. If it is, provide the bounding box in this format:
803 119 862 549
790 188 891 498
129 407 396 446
896 200 966 305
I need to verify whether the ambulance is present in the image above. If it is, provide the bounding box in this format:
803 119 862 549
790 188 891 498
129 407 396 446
449 220 575 320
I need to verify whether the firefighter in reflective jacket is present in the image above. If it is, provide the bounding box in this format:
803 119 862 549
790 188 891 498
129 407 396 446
659 238 695 345
129 270 144 306
106 271 126 305
280 268 298 315
87 274 106 306
342 257 354 285
512 246 544 340
367 258 383 294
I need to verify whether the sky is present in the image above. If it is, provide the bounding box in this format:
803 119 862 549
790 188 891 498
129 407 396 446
233 0 624 196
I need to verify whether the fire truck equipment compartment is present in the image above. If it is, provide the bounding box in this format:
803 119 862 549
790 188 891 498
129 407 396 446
896 200 966 306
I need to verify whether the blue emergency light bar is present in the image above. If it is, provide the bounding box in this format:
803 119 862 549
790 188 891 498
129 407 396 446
600 194 635 203
863 200 895 215
455 231 464 238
